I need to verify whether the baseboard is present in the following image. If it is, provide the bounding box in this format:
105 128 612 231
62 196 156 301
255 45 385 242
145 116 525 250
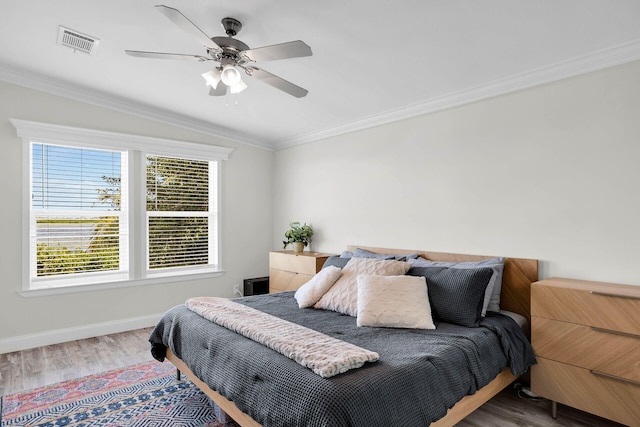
0 313 163 354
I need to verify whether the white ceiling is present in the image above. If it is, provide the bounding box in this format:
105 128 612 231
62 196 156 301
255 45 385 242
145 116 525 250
1 1 640 150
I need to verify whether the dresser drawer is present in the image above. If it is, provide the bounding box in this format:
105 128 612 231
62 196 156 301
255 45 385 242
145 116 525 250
532 358 640 427
532 316 640 383
531 278 640 336
269 251 328 275
269 268 314 293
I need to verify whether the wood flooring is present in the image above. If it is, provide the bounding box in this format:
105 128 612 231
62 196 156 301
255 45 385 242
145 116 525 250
0 328 625 426
0 328 154 395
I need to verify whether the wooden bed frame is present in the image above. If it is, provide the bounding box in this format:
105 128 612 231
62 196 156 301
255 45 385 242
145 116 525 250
164 246 538 427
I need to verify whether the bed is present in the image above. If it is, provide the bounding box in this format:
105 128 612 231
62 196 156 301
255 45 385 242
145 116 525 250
149 246 538 426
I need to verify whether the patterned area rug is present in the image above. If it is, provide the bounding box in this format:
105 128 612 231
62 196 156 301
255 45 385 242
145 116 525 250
0 361 237 427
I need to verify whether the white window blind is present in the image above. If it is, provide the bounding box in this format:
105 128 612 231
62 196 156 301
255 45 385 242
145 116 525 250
146 155 217 271
31 143 128 283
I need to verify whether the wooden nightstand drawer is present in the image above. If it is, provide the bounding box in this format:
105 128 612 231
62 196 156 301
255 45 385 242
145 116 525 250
269 251 329 275
268 269 314 293
531 278 640 336
532 358 640 427
532 316 640 383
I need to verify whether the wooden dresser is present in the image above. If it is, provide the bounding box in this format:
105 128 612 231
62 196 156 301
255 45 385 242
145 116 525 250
531 277 640 426
268 251 333 293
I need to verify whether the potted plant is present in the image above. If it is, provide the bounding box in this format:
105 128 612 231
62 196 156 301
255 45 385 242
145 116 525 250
282 221 313 253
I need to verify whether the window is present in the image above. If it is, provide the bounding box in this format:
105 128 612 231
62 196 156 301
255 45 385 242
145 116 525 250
13 119 233 293
31 144 128 283
146 155 216 272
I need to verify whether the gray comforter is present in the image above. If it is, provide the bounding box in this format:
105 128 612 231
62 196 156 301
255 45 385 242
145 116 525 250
149 291 535 426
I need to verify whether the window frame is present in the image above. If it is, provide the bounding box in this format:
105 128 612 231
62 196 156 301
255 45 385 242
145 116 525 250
144 153 218 277
13 119 233 296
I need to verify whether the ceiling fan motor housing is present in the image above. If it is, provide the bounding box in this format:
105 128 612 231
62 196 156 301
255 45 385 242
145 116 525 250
221 17 242 36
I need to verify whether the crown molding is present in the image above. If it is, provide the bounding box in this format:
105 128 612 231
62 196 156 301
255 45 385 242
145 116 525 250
11 118 235 160
275 38 640 150
0 63 273 151
2 37 640 152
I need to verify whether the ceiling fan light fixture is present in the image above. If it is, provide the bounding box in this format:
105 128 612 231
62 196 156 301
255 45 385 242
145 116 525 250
229 80 248 94
220 64 242 86
202 68 221 88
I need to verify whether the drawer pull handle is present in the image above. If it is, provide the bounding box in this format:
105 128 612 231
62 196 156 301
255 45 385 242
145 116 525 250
591 370 640 386
590 326 640 340
590 291 640 300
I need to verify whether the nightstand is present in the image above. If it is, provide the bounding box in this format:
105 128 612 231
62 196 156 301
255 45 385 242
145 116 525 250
268 251 334 293
531 277 640 426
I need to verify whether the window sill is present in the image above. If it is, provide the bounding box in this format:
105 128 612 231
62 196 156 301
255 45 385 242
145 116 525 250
18 270 226 298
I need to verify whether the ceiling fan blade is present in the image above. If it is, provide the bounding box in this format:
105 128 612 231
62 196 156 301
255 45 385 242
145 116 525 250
125 50 210 61
209 85 228 96
247 67 308 98
243 40 312 62
155 5 219 50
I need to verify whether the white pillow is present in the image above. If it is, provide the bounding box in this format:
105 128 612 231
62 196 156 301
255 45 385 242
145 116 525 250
294 265 343 308
357 275 436 329
314 258 410 316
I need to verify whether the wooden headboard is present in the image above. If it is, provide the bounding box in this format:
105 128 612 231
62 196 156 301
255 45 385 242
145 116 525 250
346 246 539 326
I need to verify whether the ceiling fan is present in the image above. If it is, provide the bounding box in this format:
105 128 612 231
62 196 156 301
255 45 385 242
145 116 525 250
125 5 312 98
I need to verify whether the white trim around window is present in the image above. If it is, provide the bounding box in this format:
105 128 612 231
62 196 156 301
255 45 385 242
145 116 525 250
12 119 234 296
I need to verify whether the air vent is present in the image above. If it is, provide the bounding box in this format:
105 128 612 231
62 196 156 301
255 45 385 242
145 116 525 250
57 26 100 55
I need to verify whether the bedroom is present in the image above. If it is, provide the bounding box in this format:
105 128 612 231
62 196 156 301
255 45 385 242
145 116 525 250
1 1 639 426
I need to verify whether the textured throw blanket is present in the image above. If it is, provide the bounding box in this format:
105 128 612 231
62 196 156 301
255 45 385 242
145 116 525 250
185 297 379 378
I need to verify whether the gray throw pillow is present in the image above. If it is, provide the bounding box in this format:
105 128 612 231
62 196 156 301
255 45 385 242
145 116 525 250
407 266 494 327
353 248 419 262
409 257 505 315
322 256 351 269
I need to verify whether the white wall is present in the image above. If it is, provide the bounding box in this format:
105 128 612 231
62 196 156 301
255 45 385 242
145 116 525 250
0 81 273 352
273 60 640 287
3 58 639 353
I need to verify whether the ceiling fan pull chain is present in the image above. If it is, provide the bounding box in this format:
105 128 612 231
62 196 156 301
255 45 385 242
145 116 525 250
224 91 240 108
